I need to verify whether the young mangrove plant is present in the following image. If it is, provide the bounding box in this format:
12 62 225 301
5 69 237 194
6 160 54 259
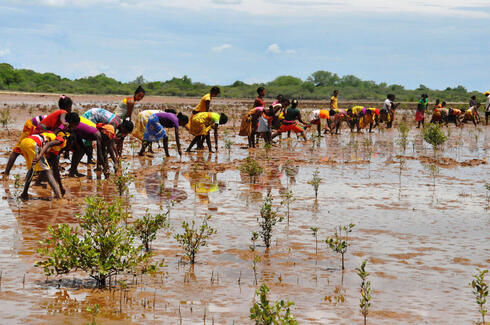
240 157 264 177
423 124 447 157
397 121 410 152
470 268 488 325
224 137 234 155
0 108 12 135
250 232 260 285
325 223 355 270
36 197 148 288
280 189 295 223
250 284 298 325
311 227 319 255
174 215 216 264
114 164 134 197
356 260 372 325
258 194 282 249
131 209 170 252
308 168 322 198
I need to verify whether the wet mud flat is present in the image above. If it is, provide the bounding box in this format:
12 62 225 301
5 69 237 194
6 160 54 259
0 98 488 324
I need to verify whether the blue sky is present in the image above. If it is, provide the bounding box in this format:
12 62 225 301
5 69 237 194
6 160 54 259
0 0 488 91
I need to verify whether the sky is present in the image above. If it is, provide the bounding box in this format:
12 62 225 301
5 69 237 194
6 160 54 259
0 0 489 91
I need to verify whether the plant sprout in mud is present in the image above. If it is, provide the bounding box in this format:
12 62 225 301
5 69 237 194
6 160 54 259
258 194 282 249
36 197 149 288
224 137 233 155
310 227 319 255
308 168 322 199
280 189 295 223
325 223 355 270
397 121 410 152
240 157 264 177
470 268 488 325
423 124 447 157
114 164 134 197
0 108 12 135
356 260 372 325
131 209 170 253
250 232 260 286
249 284 298 325
174 215 216 264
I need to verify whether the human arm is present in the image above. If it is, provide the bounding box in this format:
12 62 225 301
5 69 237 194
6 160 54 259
205 100 211 112
174 127 182 156
33 140 62 164
60 113 68 127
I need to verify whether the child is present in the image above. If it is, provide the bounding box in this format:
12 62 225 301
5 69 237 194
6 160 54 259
186 112 228 152
257 103 283 145
114 86 145 122
19 131 71 200
308 109 330 136
416 94 429 128
136 111 188 157
271 99 308 141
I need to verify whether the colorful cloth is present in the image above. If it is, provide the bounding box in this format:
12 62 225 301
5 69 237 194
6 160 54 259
155 112 179 128
114 97 134 120
330 96 338 110
253 97 265 108
351 106 364 116
19 138 49 172
75 116 99 140
239 107 262 137
309 110 330 124
415 111 425 122
83 108 120 128
13 115 46 154
277 122 304 133
143 114 167 142
133 110 161 140
257 114 272 133
39 110 67 131
194 94 211 113
98 124 116 139
189 112 220 136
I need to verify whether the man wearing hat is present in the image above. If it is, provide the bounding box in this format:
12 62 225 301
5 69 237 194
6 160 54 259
485 91 490 125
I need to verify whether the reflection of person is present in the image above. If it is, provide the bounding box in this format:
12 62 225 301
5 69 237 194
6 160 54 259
186 112 228 152
136 111 188 157
184 170 219 204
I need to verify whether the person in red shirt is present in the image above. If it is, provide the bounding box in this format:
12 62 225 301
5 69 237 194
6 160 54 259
36 95 73 132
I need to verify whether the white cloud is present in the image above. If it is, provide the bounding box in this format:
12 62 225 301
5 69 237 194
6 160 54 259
267 43 281 54
212 44 232 52
267 44 295 55
0 47 10 57
8 0 490 17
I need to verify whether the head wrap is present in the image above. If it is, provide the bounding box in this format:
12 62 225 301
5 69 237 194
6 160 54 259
97 123 115 139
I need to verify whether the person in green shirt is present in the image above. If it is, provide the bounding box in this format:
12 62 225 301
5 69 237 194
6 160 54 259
271 99 308 141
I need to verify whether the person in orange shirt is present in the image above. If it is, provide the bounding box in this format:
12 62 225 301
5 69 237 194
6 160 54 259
308 109 330 136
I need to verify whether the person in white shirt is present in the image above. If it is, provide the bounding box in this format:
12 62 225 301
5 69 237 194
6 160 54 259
382 94 398 128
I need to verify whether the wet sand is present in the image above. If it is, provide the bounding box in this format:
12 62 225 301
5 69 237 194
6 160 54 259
0 95 488 324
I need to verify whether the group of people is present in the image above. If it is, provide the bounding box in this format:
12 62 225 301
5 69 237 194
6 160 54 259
3 85 489 200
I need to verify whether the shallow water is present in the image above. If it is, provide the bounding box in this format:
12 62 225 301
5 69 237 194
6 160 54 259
0 105 488 324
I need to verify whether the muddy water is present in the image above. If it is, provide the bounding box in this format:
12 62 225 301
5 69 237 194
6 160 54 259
0 105 488 324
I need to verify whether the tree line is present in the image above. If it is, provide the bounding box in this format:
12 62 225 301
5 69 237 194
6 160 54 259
0 63 484 102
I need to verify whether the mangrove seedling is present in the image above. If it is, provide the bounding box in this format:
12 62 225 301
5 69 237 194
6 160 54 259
36 197 148 288
250 232 261 285
0 108 12 135
397 121 409 152
308 168 322 198
114 164 134 197
311 227 319 255
250 284 298 325
174 215 216 264
423 124 447 157
470 268 488 325
325 223 355 270
131 209 170 252
356 260 372 325
280 189 295 223
85 303 100 325
224 137 234 155
258 194 282 249
240 157 263 177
